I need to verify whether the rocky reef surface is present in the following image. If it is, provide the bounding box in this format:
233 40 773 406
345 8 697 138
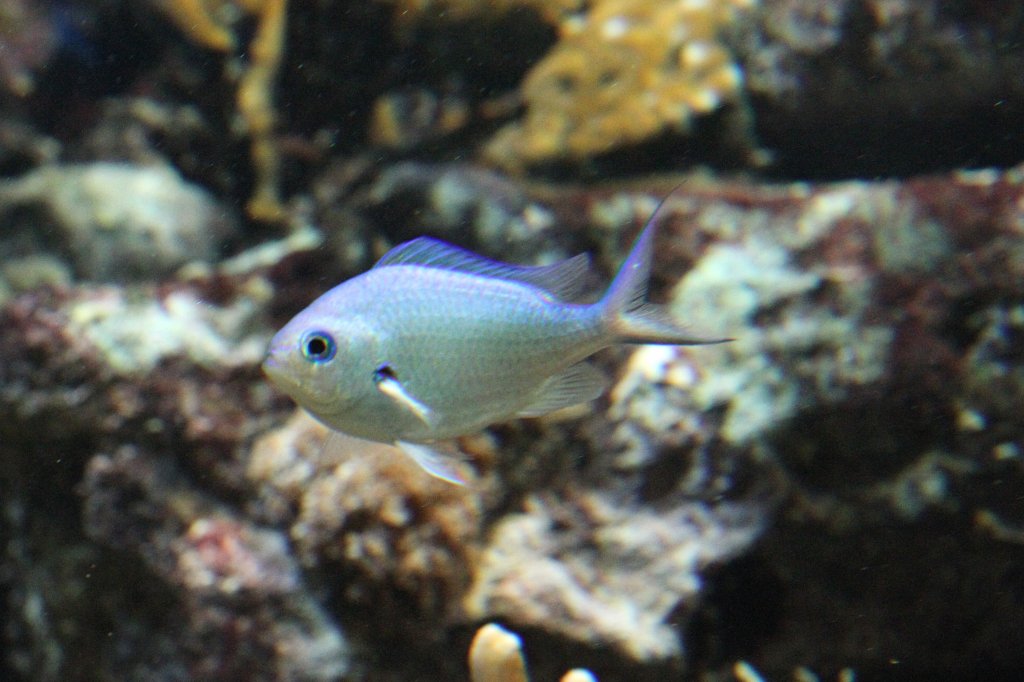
3 164 1023 680
0 1 1022 681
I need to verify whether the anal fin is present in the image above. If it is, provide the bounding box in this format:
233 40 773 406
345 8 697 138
516 362 607 417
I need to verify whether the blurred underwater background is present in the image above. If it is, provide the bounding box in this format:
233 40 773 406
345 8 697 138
1 0 1023 680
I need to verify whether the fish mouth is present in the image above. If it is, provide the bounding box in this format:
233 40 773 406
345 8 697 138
261 353 278 373
262 359 300 402
261 347 290 386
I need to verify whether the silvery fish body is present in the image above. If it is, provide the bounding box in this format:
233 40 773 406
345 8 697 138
286 265 604 443
263 196 724 483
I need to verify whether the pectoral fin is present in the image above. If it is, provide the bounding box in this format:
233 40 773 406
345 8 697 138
396 440 467 485
374 366 434 427
516 362 608 417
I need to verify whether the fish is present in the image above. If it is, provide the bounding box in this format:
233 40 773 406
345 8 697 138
262 194 727 484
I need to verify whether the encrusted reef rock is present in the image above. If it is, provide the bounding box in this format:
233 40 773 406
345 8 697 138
569 168 1024 676
248 413 483 623
0 162 235 289
2 162 1024 679
82 447 349 680
0 253 350 679
464 490 763 662
241 404 763 677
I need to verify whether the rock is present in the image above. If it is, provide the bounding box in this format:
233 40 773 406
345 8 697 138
0 162 235 283
3 164 1024 678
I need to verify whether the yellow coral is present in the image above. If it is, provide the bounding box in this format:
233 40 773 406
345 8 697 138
237 0 288 222
150 0 237 51
150 0 288 221
485 0 755 169
383 0 586 26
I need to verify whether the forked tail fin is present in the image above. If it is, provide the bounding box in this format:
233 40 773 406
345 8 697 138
600 190 731 346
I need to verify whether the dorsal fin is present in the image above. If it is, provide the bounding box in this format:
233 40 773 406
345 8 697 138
375 236 592 301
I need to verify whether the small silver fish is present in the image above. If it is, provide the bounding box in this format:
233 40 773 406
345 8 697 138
263 195 725 484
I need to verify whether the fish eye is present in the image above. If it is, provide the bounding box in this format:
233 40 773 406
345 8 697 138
300 330 337 363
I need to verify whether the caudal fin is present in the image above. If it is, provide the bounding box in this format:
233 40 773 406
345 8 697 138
600 191 731 346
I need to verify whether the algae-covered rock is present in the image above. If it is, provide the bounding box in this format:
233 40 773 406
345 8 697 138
464 491 763 662
0 162 234 283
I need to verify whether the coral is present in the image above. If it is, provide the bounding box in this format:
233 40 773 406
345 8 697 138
236 0 289 221
383 0 586 26
468 622 596 682
464 490 763 662
150 0 289 220
485 0 755 169
0 162 235 283
151 0 239 52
